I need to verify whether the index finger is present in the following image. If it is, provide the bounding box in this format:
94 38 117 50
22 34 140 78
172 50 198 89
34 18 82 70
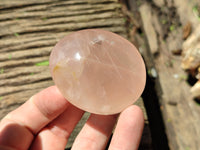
1 86 69 134
0 86 69 149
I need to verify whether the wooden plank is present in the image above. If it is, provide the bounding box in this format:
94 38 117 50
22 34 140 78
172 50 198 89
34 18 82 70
155 46 200 150
129 0 200 149
0 0 152 149
0 0 127 119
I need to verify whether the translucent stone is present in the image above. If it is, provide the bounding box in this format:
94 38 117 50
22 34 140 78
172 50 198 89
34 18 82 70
49 29 146 115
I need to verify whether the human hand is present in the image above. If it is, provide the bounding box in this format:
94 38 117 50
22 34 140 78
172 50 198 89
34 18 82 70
0 86 144 150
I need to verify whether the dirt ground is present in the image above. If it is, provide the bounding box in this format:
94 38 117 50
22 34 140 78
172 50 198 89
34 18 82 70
124 0 200 149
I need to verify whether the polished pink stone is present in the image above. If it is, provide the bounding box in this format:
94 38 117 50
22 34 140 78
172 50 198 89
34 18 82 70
49 29 146 115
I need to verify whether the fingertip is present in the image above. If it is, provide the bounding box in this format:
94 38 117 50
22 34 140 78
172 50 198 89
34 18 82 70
118 105 144 134
121 105 144 123
109 105 144 150
32 86 69 119
123 105 143 115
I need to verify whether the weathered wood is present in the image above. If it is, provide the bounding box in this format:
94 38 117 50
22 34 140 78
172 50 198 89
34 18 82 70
0 0 127 119
156 47 200 150
182 25 200 70
0 0 152 149
173 0 199 30
132 0 200 149
139 3 158 54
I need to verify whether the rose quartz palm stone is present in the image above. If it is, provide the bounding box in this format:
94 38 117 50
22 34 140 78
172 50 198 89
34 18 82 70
49 29 146 115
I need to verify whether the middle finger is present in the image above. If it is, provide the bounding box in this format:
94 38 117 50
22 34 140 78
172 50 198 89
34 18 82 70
30 104 84 150
72 113 118 150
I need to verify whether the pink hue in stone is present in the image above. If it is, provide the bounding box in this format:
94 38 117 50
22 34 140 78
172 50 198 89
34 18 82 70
49 29 146 115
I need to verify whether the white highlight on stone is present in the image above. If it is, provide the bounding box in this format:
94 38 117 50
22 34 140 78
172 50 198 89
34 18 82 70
75 52 81 61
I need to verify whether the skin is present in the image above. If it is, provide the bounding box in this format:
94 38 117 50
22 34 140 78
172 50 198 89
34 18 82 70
0 86 144 150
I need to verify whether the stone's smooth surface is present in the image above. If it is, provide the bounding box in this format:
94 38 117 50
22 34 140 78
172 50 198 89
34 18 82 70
49 29 146 115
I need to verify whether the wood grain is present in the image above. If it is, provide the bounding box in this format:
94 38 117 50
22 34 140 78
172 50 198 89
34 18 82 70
0 0 127 119
0 0 152 149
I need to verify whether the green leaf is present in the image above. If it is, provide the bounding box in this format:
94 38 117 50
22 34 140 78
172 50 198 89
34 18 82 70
42 17 47 21
169 25 175 31
179 74 188 81
0 96 3 100
35 60 49 66
193 5 198 13
123 18 127 23
195 101 200 106
193 5 200 20
14 33 19 37
161 19 167 24
0 68 4 74
8 54 12 59
185 147 190 150
167 118 172 123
